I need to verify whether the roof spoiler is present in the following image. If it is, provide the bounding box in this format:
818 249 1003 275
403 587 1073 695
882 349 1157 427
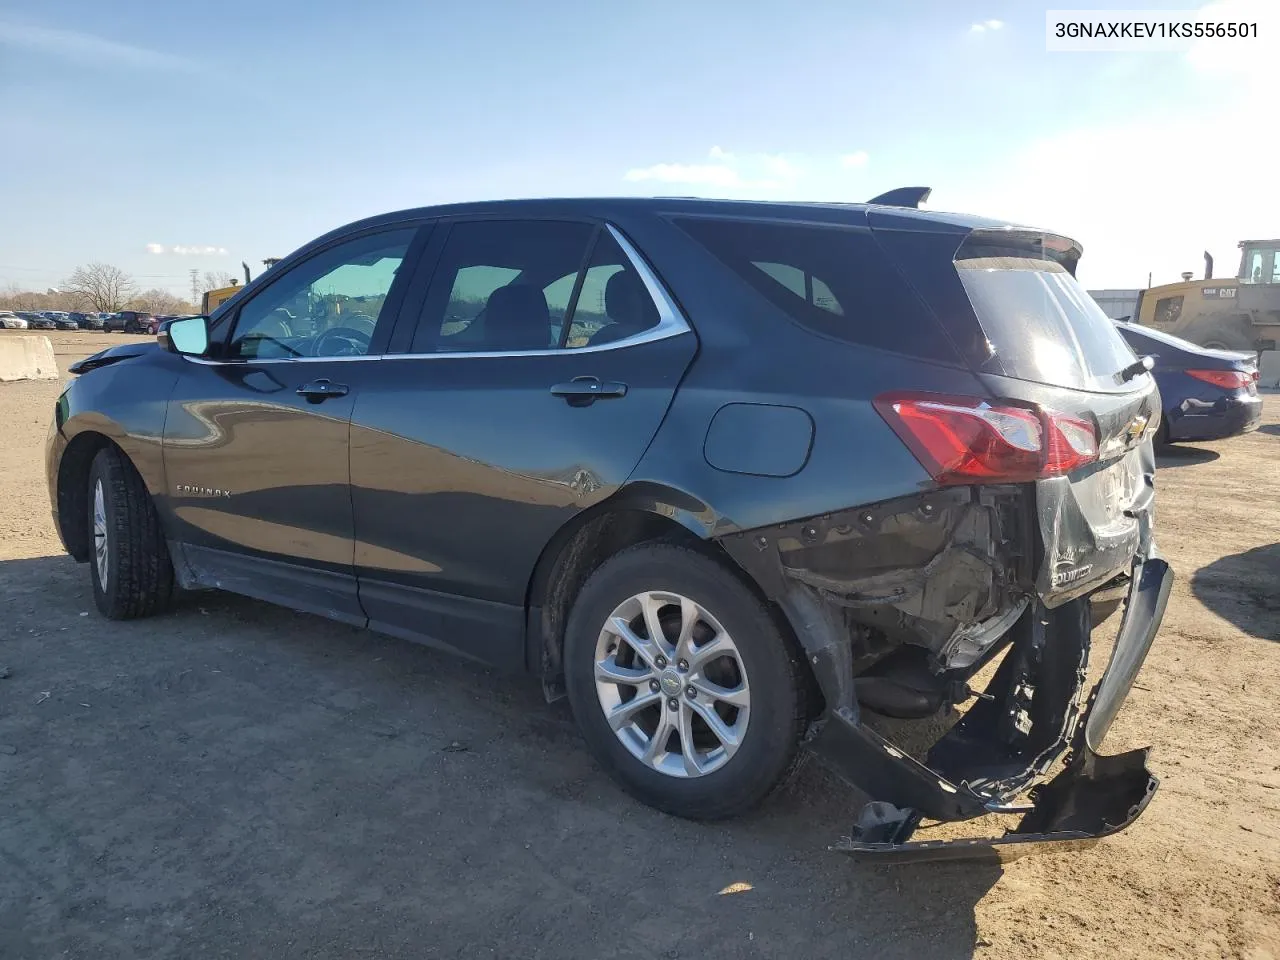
867 187 931 208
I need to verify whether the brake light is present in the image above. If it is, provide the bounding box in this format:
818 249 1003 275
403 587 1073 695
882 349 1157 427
1184 369 1252 390
875 392 1099 484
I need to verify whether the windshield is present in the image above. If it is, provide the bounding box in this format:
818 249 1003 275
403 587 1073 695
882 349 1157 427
956 255 1138 392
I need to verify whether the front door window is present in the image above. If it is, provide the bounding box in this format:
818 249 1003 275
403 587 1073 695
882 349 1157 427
227 229 417 360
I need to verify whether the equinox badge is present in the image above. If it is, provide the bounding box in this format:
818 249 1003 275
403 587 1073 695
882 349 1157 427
175 484 232 498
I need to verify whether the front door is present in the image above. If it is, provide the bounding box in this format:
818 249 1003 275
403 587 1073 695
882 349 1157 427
348 219 698 664
161 225 426 622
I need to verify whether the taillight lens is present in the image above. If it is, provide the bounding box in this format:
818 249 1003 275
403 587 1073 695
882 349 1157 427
1185 369 1252 390
875 392 1099 484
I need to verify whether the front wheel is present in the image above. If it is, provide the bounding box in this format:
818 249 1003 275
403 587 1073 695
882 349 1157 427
87 447 175 619
564 543 809 820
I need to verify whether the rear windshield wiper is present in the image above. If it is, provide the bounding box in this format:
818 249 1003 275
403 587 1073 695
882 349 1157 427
1118 355 1154 382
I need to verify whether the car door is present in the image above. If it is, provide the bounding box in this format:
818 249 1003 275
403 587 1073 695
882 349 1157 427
347 218 698 665
161 224 429 623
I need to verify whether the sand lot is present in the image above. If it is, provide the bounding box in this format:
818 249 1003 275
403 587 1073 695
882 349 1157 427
1 331 1277 959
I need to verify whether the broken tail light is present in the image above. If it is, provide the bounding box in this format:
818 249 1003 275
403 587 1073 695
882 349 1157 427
1184 369 1253 390
874 392 1099 485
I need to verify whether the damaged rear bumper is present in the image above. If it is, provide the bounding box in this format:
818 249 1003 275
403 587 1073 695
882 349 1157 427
832 553 1172 861
720 479 1173 861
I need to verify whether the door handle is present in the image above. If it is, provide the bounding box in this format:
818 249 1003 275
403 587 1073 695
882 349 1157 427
296 378 349 402
550 377 628 407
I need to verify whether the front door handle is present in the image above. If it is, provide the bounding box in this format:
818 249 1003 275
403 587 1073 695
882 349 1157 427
296 378 349 403
550 377 628 407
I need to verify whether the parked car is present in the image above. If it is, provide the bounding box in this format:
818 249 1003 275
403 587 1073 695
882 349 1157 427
103 311 152 334
52 315 81 330
146 315 177 335
47 195 1171 860
26 314 56 330
1115 320 1262 444
85 314 107 331
68 312 90 327
0 311 28 329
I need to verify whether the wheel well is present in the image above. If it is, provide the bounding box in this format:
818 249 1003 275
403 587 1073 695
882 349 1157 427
526 506 821 715
529 505 739 695
56 432 115 562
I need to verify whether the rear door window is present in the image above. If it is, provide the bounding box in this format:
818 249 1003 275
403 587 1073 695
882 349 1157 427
411 221 664 353
411 220 595 353
672 217 959 363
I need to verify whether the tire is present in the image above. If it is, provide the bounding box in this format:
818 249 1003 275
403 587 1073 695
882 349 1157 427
87 446 174 619
564 543 808 820
1182 315 1256 353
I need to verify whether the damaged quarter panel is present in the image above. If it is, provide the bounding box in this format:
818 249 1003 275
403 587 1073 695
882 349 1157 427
623 210 1027 711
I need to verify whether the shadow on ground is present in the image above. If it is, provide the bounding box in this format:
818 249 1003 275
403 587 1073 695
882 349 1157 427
1190 543 1280 641
1156 446 1221 468
1255 423 1280 438
0 554 1001 960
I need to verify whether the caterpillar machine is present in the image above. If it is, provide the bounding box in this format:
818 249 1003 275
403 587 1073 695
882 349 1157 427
199 258 281 316
1134 240 1280 355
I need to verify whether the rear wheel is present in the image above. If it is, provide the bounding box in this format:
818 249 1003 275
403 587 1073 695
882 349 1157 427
564 543 808 820
87 447 174 619
1183 314 1256 353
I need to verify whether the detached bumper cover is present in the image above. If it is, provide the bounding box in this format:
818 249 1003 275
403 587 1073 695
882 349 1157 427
832 554 1172 862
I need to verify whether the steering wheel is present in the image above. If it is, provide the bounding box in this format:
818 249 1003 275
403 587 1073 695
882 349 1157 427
312 325 372 357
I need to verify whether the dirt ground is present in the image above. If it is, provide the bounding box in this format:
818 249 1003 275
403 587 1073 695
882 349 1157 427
1 330 1278 959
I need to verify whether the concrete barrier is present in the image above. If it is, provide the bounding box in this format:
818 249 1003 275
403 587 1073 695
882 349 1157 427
0 335 59 382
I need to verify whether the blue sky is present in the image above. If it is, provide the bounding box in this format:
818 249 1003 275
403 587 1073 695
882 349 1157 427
1 0 1276 295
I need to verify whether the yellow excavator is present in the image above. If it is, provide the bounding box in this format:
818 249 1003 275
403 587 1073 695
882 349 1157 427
199 258 281 316
1134 240 1280 354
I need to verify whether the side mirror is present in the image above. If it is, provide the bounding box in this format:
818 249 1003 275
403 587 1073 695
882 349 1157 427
160 315 210 356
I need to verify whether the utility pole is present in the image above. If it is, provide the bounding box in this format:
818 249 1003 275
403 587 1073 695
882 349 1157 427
189 268 200 308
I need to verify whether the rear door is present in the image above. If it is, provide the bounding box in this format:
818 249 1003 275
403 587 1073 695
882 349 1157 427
162 225 427 622
348 217 697 664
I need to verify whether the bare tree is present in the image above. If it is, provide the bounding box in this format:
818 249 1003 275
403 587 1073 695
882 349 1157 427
129 288 193 315
1 283 40 311
62 264 137 313
201 270 235 293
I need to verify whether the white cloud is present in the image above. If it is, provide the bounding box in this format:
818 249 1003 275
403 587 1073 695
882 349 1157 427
146 243 229 256
623 163 744 187
623 146 807 193
940 108 1279 288
0 20 201 72
840 151 870 168
969 19 1004 33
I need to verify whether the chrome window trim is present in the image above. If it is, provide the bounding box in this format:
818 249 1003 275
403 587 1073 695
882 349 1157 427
183 222 690 366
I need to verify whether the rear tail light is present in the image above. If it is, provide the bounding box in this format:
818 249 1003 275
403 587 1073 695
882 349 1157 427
874 392 1099 484
1185 369 1252 390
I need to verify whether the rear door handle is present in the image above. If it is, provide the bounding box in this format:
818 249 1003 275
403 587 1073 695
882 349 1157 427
296 378 349 402
550 376 628 407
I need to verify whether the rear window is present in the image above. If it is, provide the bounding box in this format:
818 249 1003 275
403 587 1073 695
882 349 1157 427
672 217 960 364
954 252 1138 391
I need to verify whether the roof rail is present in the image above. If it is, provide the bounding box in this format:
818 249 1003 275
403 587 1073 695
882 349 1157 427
867 187 931 208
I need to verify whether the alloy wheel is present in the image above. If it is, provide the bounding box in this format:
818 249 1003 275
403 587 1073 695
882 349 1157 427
93 479 108 589
593 591 750 778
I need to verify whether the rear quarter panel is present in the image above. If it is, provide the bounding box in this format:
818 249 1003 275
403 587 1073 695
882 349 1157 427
613 213 986 533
